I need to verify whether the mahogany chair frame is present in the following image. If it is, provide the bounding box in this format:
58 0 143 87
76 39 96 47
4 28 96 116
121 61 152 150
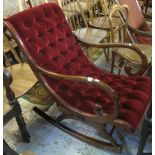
5 3 150 152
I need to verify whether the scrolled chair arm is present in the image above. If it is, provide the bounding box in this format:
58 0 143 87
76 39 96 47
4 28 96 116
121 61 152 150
34 64 120 122
76 36 148 76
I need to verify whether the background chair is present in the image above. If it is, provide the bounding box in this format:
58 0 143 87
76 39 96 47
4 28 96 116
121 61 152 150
87 0 123 41
3 68 30 145
56 0 110 61
57 0 107 43
4 23 53 106
109 4 152 75
5 3 151 152
3 69 36 155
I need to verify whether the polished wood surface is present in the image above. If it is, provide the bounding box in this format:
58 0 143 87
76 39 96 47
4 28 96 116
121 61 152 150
117 44 152 65
58 0 107 43
73 27 107 43
6 63 37 98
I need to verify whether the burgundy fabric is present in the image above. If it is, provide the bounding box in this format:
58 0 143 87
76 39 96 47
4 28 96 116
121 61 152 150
6 3 151 130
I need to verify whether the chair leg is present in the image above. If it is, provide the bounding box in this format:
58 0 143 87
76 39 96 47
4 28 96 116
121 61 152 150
3 139 18 155
137 119 151 155
118 57 124 75
111 51 115 73
15 112 30 143
103 48 109 63
33 106 122 153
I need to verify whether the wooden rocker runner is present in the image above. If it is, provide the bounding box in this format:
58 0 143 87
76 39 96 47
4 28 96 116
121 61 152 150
5 3 151 153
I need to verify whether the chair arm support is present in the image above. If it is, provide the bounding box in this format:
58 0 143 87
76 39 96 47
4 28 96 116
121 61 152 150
34 64 120 122
128 25 152 37
3 68 13 86
76 36 148 76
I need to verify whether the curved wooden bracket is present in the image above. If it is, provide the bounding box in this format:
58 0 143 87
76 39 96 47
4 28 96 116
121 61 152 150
76 37 148 76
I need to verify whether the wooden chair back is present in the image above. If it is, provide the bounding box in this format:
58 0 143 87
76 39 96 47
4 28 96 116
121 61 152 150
3 29 23 67
57 0 88 30
109 4 129 42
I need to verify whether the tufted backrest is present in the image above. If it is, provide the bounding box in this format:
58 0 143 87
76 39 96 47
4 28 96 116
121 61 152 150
6 3 94 75
5 3 151 131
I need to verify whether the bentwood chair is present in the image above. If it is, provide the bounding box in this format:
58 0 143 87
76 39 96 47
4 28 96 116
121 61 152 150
114 0 152 45
86 1 126 62
3 69 36 155
109 4 152 74
5 3 151 152
57 0 109 61
87 0 123 41
57 0 107 44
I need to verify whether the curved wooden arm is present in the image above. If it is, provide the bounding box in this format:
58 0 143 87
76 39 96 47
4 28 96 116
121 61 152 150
128 25 152 37
76 36 148 76
34 64 120 122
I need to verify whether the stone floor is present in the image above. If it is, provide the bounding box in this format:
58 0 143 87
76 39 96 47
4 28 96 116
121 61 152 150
4 98 152 155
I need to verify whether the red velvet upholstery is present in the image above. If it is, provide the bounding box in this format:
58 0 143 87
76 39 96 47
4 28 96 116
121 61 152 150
6 3 151 130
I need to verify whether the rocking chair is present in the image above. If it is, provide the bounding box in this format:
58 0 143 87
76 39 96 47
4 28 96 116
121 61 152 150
5 3 151 152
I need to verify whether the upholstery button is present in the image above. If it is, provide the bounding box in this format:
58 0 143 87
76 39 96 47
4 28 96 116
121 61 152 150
48 43 55 48
48 29 53 33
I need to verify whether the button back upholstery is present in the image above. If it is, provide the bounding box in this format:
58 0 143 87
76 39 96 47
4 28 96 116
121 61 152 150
6 3 151 131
